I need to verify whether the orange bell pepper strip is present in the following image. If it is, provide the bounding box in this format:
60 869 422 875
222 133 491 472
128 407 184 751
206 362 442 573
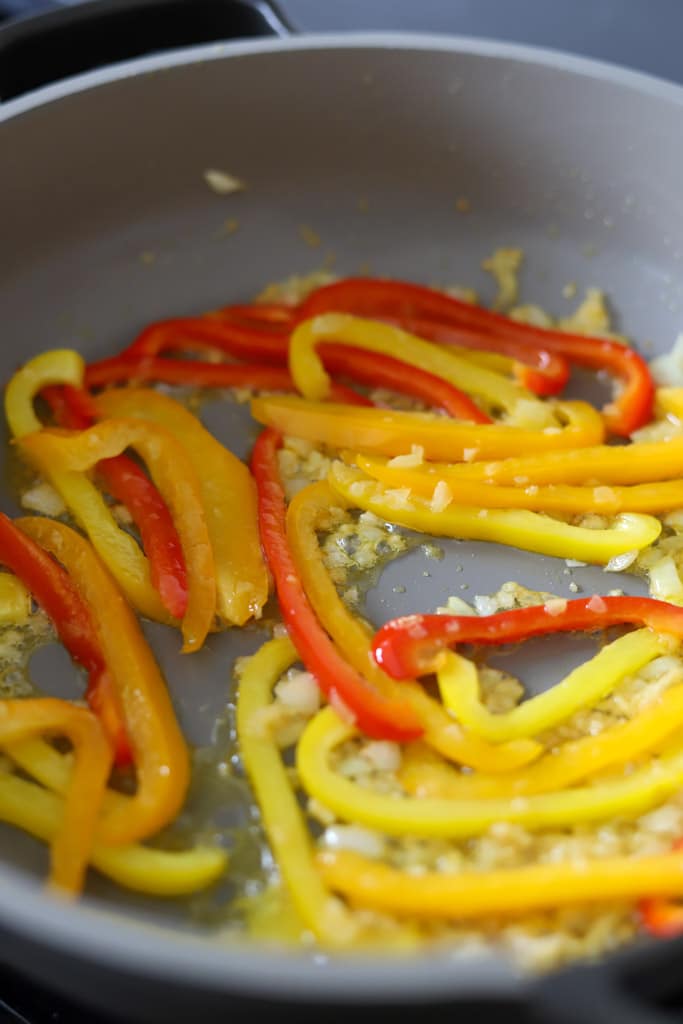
353 452 683 515
286 481 540 771
19 517 190 847
0 698 111 894
317 847 683 920
93 389 269 628
299 278 655 436
18 420 215 652
42 383 188 621
250 396 605 462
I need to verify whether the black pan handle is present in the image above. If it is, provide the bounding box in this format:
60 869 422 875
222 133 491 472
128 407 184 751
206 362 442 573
0 0 293 101
532 933 683 1023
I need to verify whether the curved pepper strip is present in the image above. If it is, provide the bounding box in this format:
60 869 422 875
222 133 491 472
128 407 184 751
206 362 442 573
86 346 487 421
250 396 605 463
373 594 683 680
287 482 541 771
124 317 290 363
0 699 110 893
328 464 660 565
297 706 683 838
436 633 670 742
353 452 683 515
18 517 190 846
317 847 683 921
0 574 30 623
289 314 532 416
5 352 170 626
0 510 129 764
299 278 655 436
0 766 226 895
94 389 268 628
250 427 422 741
212 302 295 327
381 316 571 396
19 421 215 652
391 436 683 488
655 388 683 421
640 842 683 938
42 382 188 620
236 636 358 946
400 678 683 799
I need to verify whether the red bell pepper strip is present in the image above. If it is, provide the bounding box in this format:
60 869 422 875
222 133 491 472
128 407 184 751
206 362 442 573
640 841 683 938
42 385 188 621
0 511 131 764
250 427 422 741
372 595 683 680
212 302 295 327
123 318 290 364
85 348 488 421
299 278 655 436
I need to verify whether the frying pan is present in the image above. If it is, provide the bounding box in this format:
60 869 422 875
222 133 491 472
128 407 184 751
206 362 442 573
2 1 683 1020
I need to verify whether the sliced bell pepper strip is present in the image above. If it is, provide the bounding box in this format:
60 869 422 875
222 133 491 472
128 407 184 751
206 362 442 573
236 636 358 946
380 316 571 396
250 427 422 742
250 396 605 462
93 389 268 628
297 706 683 838
0 510 129 764
640 841 683 938
5 352 170 626
373 594 683 681
124 317 290 363
655 388 683 421
0 767 227 896
86 346 486 421
212 302 295 327
328 463 660 565
0 698 111 893
400 678 683 799
299 278 655 436
18 517 190 846
390 437 683 492
317 847 683 921
353 452 683 515
42 383 188 621
289 314 533 416
18 420 215 652
0 574 30 623
436 632 669 742
286 481 541 771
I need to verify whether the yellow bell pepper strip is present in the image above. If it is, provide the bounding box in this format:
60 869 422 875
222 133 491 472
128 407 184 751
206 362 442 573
236 636 358 946
18 420 215 653
400 680 683 799
94 389 269 628
18 517 190 847
655 388 683 421
436 633 670 742
289 313 536 416
328 463 661 565
298 278 655 436
401 435 683 488
0 699 111 894
251 428 421 741
250 396 605 463
0 574 30 623
373 594 683 681
286 481 541 772
353 452 683 515
0 767 227 896
317 847 683 921
297 706 683 838
5 351 170 626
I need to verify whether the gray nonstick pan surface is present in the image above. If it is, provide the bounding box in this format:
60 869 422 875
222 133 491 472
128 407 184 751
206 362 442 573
2 2 683 1021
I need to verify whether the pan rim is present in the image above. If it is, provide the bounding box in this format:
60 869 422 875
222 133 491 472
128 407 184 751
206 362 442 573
0 30 677 1002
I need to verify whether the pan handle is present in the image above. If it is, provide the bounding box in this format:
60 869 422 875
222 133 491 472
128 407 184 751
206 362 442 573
0 0 293 101
531 933 683 1023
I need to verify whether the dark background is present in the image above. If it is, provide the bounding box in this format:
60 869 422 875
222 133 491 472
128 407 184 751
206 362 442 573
0 0 681 1021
